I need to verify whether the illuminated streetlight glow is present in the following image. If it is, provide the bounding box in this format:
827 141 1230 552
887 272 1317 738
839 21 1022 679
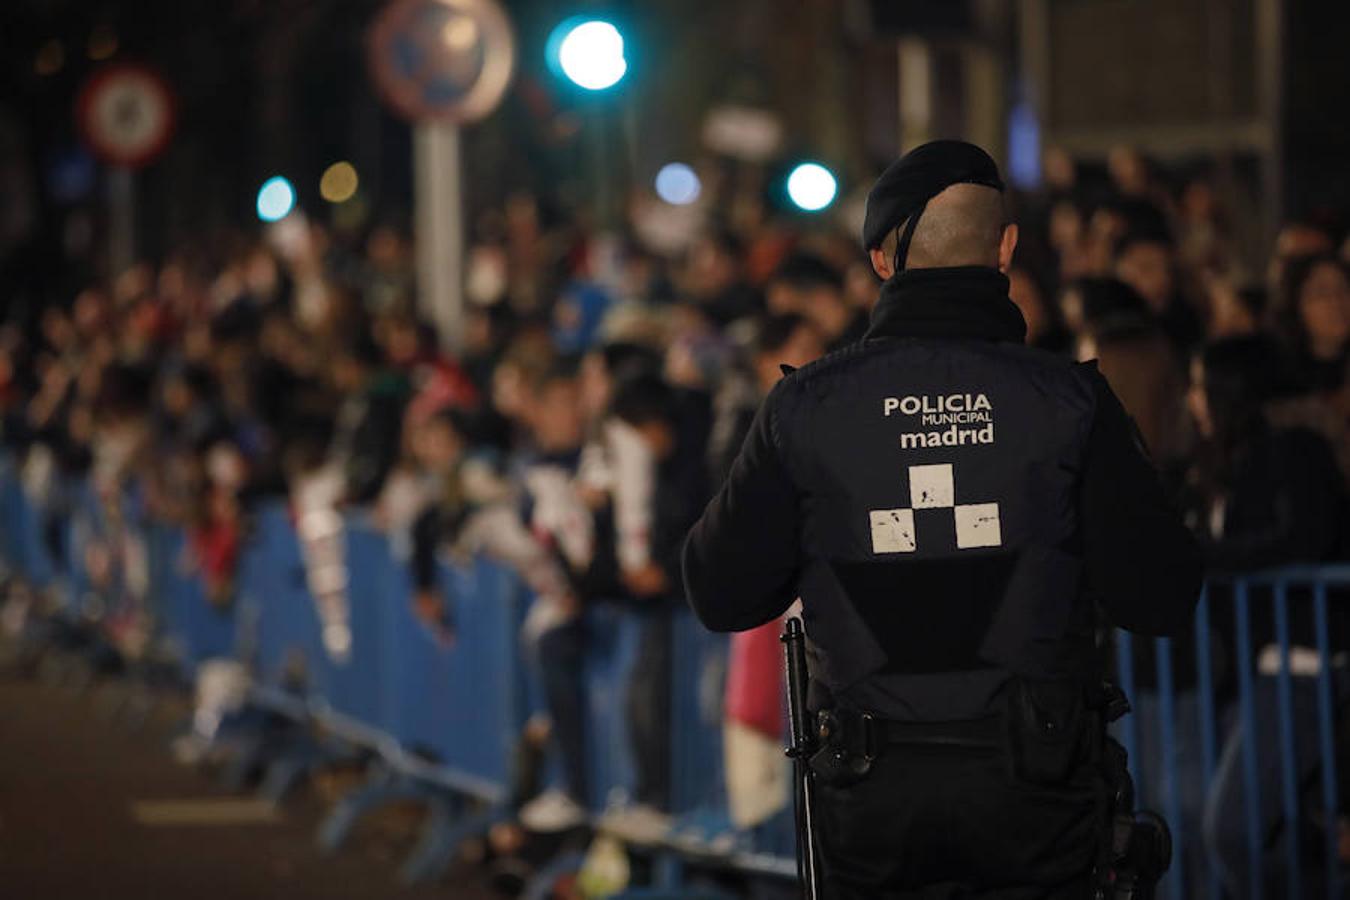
320 161 359 204
655 163 700 205
557 20 627 90
441 16 479 51
256 175 296 222
787 162 837 212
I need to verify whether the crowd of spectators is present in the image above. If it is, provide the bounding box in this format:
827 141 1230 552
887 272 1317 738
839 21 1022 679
1 144 1348 889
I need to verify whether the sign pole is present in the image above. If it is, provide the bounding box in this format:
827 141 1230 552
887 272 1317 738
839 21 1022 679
108 166 135 277
368 0 516 352
414 121 464 353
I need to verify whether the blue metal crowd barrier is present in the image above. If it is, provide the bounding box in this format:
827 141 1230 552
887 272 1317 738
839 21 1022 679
1117 568 1348 900
145 523 236 674
2 460 1345 897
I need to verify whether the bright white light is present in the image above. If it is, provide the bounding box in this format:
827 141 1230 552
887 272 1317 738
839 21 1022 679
655 163 700 205
256 176 296 222
787 162 837 212
558 20 627 90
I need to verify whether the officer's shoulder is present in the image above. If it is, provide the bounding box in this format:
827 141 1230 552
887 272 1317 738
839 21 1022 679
774 340 895 394
955 340 1101 391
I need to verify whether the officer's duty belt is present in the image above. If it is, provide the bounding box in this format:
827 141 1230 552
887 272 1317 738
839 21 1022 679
822 707 1005 757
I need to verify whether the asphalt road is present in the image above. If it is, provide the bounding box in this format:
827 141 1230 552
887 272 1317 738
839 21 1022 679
0 672 501 900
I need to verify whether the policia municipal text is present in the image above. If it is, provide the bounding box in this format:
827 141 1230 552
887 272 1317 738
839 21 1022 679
682 141 1203 899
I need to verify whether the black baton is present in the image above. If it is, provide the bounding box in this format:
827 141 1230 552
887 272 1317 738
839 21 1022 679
782 616 822 900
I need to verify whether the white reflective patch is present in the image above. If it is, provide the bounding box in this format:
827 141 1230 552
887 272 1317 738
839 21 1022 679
908 463 954 509
954 502 1002 549
869 508 917 553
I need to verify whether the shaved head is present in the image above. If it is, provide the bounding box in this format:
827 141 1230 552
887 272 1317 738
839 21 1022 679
903 183 1007 269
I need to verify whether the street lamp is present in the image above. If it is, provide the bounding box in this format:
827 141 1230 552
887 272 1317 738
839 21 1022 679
256 175 296 222
786 162 838 212
548 18 627 91
655 162 700 205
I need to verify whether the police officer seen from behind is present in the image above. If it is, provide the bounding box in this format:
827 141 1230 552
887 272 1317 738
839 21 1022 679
683 141 1202 899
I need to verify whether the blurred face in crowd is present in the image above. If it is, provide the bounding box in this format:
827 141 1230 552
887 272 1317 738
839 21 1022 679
1048 202 1083 253
40 308 75 353
331 353 370 394
464 307 496 357
768 273 846 339
161 374 195 418
530 377 585 452
1285 226 1335 257
366 226 408 269
1298 260 1350 357
753 322 824 394
412 415 464 472
1206 279 1258 339
634 418 676 462
243 247 281 300
686 236 739 298
579 351 612 424
158 260 191 307
1272 224 1333 274
72 288 109 339
765 278 803 315
381 317 423 367
491 362 524 420
1108 146 1149 197
504 193 541 244
206 441 247 493
1043 146 1076 192
1058 285 1087 336
1181 180 1217 224
1116 240 1174 313
844 261 880 310
183 322 213 364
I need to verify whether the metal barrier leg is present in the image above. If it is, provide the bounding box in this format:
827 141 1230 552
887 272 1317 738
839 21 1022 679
1311 584 1342 900
259 735 363 806
1271 582 1302 900
651 851 683 888
1234 581 1264 900
1115 630 1142 794
1155 636 1186 900
1194 589 1223 900
397 794 500 884
222 732 271 792
259 741 327 806
520 850 587 900
315 769 424 854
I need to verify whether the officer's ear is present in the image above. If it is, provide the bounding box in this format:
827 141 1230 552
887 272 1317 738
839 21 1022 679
869 248 894 281
997 223 1019 274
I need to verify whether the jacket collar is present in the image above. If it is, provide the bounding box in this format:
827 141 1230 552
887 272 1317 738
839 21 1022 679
864 266 1027 344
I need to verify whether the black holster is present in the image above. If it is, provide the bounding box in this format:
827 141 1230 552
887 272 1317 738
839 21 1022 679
1006 678 1093 786
1091 684 1172 900
808 709 877 788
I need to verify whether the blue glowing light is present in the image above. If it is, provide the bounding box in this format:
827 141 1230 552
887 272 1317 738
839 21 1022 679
655 163 700 205
256 176 296 222
552 19 627 90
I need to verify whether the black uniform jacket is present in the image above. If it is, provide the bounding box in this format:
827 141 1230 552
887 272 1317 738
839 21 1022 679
682 266 1202 720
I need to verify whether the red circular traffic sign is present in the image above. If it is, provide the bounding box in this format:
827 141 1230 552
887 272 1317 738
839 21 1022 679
75 63 176 169
367 0 516 124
